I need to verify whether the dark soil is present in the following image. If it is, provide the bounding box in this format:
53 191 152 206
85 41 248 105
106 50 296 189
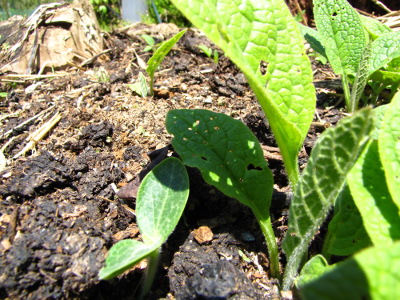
0 23 347 299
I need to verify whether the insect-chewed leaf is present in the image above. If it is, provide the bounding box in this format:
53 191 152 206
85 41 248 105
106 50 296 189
166 109 273 220
314 0 367 76
170 0 316 185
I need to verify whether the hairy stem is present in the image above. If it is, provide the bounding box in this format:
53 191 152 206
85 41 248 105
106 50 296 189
253 209 281 280
342 76 352 113
139 247 160 300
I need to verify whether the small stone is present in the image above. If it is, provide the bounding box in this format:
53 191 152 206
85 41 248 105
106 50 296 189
193 226 213 244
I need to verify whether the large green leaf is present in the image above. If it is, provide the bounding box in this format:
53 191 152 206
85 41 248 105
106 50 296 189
137 157 190 244
282 109 374 290
166 109 280 277
369 31 400 75
170 0 315 185
322 185 371 256
348 139 400 246
313 0 367 76
300 241 400 300
379 91 400 209
360 15 392 39
166 109 273 219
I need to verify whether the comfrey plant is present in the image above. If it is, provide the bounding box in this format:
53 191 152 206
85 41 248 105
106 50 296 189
165 0 400 297
300 0 400 112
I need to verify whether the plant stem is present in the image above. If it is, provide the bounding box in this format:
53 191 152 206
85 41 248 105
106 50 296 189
342 76 352 113
253 210 281 280
139 247 160 300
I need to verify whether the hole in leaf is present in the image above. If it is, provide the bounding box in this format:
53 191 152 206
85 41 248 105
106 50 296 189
188 127 193 131
247 164 263 171
183 137 188 141
332 12 337 17
201 156 207 161
259 60 268 75
239 178 244 182
214 126 220 130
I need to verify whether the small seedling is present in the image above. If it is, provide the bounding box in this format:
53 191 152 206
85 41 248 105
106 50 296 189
127 72 149 97
95 66 110 82
99 157 189 299
126 30 187 97
141 34 156 52
198 45 219 64
146 29 187 95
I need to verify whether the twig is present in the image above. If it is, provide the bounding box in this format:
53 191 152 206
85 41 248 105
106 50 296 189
80 49 112 67
1 106 55 139
369 0 392 13
13 112 61 159
0 111 20 122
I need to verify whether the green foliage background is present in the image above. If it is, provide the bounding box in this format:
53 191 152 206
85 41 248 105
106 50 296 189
145 0 190 27
0 0 60 21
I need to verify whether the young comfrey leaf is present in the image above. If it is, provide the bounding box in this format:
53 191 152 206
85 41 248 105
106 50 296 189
369 31 400 75
313 0 368 76
282 108 374 290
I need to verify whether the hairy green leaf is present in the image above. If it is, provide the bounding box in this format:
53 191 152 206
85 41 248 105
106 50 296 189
296 255 330 288
170 0 316 185
370 31 400 75
146 29 187 93
387 57 400 72
137 157 189 244
99 240 156 280
372 104 389 140
282 109 374 290
348 139 400 246
300 241 400 299
313 0 367 76
379 91 400 209
349 41 372 112
323 185 371 256
360 15 392 39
